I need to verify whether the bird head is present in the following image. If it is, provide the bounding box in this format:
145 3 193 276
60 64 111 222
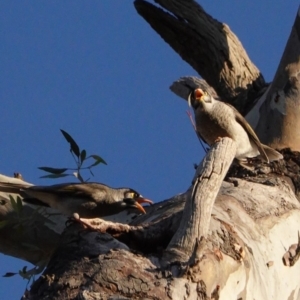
188 88 212 109
121 198 147 214
122 188 153 214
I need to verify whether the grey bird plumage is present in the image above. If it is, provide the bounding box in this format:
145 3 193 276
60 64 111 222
188 88 283 168
0 182 152 218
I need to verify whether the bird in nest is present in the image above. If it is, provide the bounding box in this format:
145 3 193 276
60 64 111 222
188 87 283 169
0 181 153 218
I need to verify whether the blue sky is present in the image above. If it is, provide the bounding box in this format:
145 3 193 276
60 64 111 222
0 1 299 298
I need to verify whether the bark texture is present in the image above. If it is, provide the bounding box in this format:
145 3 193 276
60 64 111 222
164 138 236 264
256 7 300 150
23 144 300 299
134 0 266 114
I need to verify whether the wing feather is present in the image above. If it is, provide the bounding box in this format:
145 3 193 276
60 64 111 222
224 103 269 162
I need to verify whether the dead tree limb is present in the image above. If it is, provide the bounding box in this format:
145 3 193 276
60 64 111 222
256 7 300 150
134 0 266 114
164 138 236 264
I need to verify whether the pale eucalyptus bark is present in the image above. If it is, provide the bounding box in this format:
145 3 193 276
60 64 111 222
164 138 236 264
255 8 300 150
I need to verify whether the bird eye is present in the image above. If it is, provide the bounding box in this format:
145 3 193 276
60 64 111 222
125 192 135 199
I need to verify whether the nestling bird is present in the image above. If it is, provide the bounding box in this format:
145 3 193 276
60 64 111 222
0 182 152 218
188 88 283 168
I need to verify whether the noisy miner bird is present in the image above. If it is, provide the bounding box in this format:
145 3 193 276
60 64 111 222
0 182 152 218
188 88 283 168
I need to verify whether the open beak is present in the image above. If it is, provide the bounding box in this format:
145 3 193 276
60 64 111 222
134 202 147 214
134 197 153 214
188 88 204 107
194 88 204 101
136 197 153 205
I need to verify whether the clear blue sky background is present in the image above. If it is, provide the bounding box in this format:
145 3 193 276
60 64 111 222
0 1 299 298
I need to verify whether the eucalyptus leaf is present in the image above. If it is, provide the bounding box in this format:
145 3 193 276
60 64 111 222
16 196 23 213
40 174 70 179
87 154 107 167
80 149 86 164
3 272 17 278
38 167 68 174
60 129 80 157
10 196 19 213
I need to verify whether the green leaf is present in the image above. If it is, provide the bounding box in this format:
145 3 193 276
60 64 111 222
16 196 23 213
20 265 44 277
19 269 31 280
60 129 80 157
10 196 20 213
40 174 70 179
38 167 68 174
80 149 86 164
3 272 17 278
87 154 107 167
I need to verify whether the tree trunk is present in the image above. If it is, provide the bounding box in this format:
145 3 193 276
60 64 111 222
255 7 300 150
1 1 300 299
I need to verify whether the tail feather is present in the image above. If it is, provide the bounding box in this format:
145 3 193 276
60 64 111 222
0 182 29 194
262 145 283 162
22 197 50 207
0 182 48 207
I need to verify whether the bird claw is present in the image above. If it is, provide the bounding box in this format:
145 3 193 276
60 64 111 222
65 217 77 227
65 214 107 232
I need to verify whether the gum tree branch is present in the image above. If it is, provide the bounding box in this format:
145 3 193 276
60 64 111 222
163 138 236 264
134 0 266 114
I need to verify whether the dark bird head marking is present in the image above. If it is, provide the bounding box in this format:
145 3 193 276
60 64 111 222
123 189 140 200
122 188 153 214
122 198 146 214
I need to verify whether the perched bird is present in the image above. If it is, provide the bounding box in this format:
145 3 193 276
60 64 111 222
188 88 283 168
0 182 152 218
